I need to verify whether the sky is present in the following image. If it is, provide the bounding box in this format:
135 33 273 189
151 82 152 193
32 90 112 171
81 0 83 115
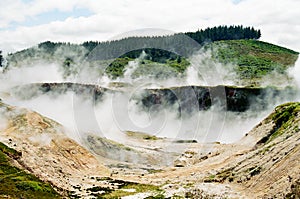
0 0 300 54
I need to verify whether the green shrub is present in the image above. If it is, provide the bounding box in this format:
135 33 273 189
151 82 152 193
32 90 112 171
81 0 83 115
16 181 43 191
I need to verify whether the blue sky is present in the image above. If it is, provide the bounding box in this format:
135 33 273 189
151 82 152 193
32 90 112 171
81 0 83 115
16 8 92 28
0 0 299 53
3 8 93 31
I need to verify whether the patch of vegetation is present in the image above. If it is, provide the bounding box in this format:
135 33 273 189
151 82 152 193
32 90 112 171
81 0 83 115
0 142 60 199
126 131 159 140
209 175 216 180
269 102 300 143
145 168 163 174
204 168 235 183
130 60 179 80
145 193 166 199
183 183 194 189
212 39 299 81
272 102 299 127
166 57 190 73
105 55 189 79
16 181 53 192
256 102 300 145
89 178 161 198
0 142 22 159
105 57 133 79
203 174 218 183
268 103 300 142
260 143 276 155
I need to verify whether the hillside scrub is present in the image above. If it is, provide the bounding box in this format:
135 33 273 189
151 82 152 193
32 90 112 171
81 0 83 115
255 102 300 145
212 40 299 80
0 142 61 199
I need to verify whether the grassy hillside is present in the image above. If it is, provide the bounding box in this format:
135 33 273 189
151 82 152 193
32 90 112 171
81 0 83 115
105 57 190 79
211 40 299 80
105 39 298 80
0 142 61 199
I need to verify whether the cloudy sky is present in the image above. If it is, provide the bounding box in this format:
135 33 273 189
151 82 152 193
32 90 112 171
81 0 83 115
0 0 299 54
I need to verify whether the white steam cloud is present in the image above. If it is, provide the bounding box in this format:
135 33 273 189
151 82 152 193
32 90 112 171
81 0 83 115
289 58 300 100
0 48 298 166
187 49 238 86
0 64 63 91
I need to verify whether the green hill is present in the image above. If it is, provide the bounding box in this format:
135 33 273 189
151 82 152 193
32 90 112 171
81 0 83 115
105 39 298 81
211 39 298 80
4 25 299 86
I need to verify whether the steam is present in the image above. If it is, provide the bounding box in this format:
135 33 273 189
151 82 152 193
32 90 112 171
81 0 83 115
121 51 147 84
260 70 293 88
289 58 300 99
109 48 239 89
0 63 63 90
0 45 299 166
2 82 282 145
187 49 238 86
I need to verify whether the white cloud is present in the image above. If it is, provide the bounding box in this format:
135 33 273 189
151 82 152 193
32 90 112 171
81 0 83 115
0 0 299 53
0 0 94 27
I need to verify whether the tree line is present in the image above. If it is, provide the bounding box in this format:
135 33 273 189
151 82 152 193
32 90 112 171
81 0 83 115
6 25 261 67
33 25 261 59
185 25 261 44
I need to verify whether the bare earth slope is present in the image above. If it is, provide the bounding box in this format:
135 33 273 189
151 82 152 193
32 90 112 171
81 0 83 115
232 102 300 198
120 102 300 198
0 100 299 198
0 101 110 197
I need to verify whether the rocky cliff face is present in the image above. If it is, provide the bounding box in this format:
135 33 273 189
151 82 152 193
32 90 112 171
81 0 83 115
10 82 298 113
